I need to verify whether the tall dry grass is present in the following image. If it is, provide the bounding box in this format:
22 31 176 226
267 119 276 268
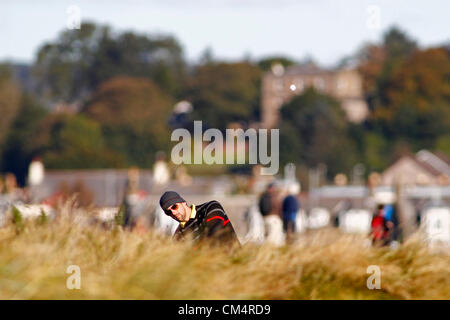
0 204 449 300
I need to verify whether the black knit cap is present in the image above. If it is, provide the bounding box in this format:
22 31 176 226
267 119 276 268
159 191 186 214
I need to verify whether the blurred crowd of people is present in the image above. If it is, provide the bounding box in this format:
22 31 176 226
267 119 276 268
0 173 28 203
244 181 402 248
0 155 428 250
244 181 302 246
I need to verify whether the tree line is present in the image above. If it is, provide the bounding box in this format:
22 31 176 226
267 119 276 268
0 22 448 185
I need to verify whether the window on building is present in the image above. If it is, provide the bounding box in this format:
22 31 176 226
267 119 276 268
272 79 283 91
294 78 304 92
337 78 348 94
314 77 325 91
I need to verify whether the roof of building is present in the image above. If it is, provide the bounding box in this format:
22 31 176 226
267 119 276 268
415 150 450 176
283 63 325 76
381 150 450 184
265 62 358 77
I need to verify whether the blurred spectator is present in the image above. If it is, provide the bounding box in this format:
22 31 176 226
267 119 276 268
370 204 390 247
384 204 400 246
384 204 394 222
263 214 285 246
27 156 45 202
4 173 25 202
122 167 149 231
282 183 300 241
28 156 45 187
5 173 18 194
259 182 276 216
259 182 285 246
153 151 170 186
243 204 265 245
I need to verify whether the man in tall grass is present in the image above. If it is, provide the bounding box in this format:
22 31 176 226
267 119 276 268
159 191 240 246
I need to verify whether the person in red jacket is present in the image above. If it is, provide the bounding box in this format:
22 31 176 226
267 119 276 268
370 204 390 247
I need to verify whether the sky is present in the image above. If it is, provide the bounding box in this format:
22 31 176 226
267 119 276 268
1 0 449 67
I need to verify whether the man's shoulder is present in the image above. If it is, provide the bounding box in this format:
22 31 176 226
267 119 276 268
197 200 223 209
197 200 226 217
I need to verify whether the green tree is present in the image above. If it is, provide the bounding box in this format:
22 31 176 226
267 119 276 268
279 122 303 166
0 65 21 147
383 26 417 62
376 26 418 107
356 26 417 109
357 43 386 97
375 47 450 149
35 113 124 169
257 56 296 71
353 26 449 170
435 134 450 156
362 132 390 172
279 88 358 178
33 23 104 102
33 22 186 103
1 94 48 185
186 62 261 130
91 29 186 96
83 76 173 167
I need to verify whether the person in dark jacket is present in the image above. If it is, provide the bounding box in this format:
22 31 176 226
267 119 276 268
259 182 276 216
159 191 240 246
281 183 300 240
282 194 299 234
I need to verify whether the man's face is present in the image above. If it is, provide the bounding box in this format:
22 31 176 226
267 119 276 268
166 202 190 222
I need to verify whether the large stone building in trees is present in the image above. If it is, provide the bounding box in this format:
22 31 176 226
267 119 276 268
261 63 368 128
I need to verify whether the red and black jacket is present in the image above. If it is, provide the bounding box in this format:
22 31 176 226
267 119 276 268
173 200 240 246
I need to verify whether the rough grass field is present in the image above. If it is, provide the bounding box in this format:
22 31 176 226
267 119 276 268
0 206 449 300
